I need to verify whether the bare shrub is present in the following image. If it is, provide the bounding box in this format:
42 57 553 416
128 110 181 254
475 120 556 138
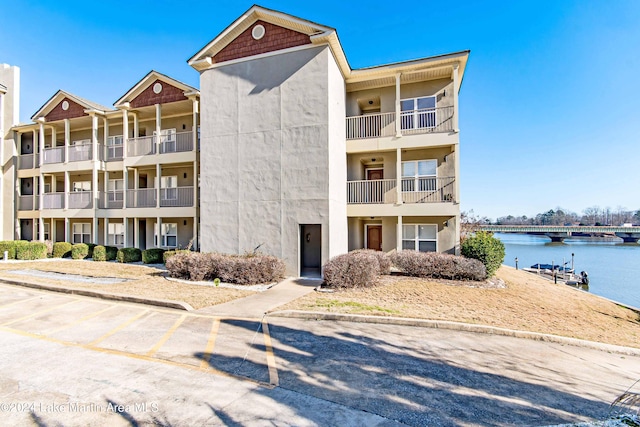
166 252 191 280
351 249 391 275
390 250 486 281
323 251 381 289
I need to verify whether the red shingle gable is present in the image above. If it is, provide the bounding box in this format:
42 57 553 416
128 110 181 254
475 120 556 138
45 97 87 122
130 79 188 108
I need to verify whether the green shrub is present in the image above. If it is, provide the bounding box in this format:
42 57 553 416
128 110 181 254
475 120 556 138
105 246 119 261
71 243 89 260
93 245 107 262
16 241 48 260
0 241 17 260
117 247 142 263
390 250 486 281
142 248 166 264
461 231 505 277
53 242 73 258
323 251 381 289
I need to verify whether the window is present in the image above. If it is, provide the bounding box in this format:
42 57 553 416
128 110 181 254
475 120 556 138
73 181 91 192
157 175 177 200
156 128 176 153
402 224 437 252
107 179 124 202
402 160 437 192
73 223 91 244
108 222 124 246
107 135 123 146
71 139 91 146
154 223 178 248
400 96 436 130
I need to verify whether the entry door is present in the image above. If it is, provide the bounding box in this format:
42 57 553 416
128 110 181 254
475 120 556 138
367 225 382 251
20 220 33 241
300 224 321 274
367 169 384 203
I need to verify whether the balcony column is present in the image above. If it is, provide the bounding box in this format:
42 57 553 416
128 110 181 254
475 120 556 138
65 218 69 243
123 217 128 247
452 63 460 133
191 98 198 152
103 171 109 209
156 163 161 208
38 119 45 166
395 73 402 137
38 217 44 242
454 145 460 204
51 127 57 152
38 174 44 211
91 114 99 212
193 216 198 251
193 160 197 208
134 218 140 248
64 171 70 210
121 107 129 158
396 216 403 251
64 119 70 164
103 116 109 162
133 112 139 139
396 148 402 204
157 217 162 248
104 217 109 246
155 103 161 155
123 168 128 210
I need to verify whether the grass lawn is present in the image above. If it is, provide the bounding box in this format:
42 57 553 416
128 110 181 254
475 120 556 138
0 259 254 310
277 265 640 349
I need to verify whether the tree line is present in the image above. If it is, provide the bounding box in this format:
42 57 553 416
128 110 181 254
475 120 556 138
494 206 640 226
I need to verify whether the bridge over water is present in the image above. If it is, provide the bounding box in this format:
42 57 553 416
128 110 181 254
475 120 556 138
479 225 640 243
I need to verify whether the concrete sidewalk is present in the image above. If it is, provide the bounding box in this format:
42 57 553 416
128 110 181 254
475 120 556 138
196 277 320 318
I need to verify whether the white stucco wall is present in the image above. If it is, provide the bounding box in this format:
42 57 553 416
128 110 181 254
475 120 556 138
199 45 348 275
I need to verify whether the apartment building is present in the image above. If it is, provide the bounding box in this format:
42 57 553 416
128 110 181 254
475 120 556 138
5 5 468 276
10 71 200 251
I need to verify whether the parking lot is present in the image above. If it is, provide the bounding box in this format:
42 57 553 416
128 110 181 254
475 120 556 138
0 283 277 386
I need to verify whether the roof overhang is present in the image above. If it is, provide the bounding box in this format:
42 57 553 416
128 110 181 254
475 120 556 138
30 90 112 121
114 70 199 108
0 83 7 94
187 5 351 77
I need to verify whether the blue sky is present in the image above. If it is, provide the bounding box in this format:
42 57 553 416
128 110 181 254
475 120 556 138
2 0 639 220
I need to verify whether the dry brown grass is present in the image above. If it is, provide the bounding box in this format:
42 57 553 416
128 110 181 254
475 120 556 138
0 260 254 310
278 265 640 349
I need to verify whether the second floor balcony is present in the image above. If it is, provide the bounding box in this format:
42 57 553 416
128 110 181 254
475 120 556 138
347 177 456 205
127 131 194 157
346 106 454 140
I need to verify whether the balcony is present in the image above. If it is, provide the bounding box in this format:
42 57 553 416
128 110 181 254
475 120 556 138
105 143 123 161
18 154 39 170
347 177 455 204
42 147 65 164
68 142 93 162
127 132 194 157
346 106 454 140
68 192 93 209
99 191 124 209
41 193 65 209
18 195 38 210
125 187 194 208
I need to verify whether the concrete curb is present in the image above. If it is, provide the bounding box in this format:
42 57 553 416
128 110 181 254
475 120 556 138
0 278 194 311
268 310 640 356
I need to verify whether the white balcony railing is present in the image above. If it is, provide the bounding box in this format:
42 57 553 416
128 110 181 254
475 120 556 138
68 142 93 162
68 191 93 209
18 154 38 169
18 195 38 210
127 136 155 157
160 131 194 154
42 193 65 209
346 112 396 140
99 191 124 209
347 177 455 204
401 176 456 203
42 147 65 164
347 179 397 204
159 186 194 207
126 188 157 208
106 136 124 161
346 106 454 140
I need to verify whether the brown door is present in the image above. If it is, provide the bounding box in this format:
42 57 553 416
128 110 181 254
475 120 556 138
367 225 382 251
367 169 383 180
367 169 383 202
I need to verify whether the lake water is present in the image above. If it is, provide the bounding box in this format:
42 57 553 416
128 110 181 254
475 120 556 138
495 233 640 309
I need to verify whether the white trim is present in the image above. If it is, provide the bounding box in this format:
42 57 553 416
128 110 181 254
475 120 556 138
197 43 325 72
402 224 438 252
364 223 383 251
364 167 384 180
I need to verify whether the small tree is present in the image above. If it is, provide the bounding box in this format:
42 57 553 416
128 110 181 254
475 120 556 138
461 231 505 277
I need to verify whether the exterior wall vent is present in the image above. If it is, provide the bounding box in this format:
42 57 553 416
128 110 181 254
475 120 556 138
252 24 266 40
